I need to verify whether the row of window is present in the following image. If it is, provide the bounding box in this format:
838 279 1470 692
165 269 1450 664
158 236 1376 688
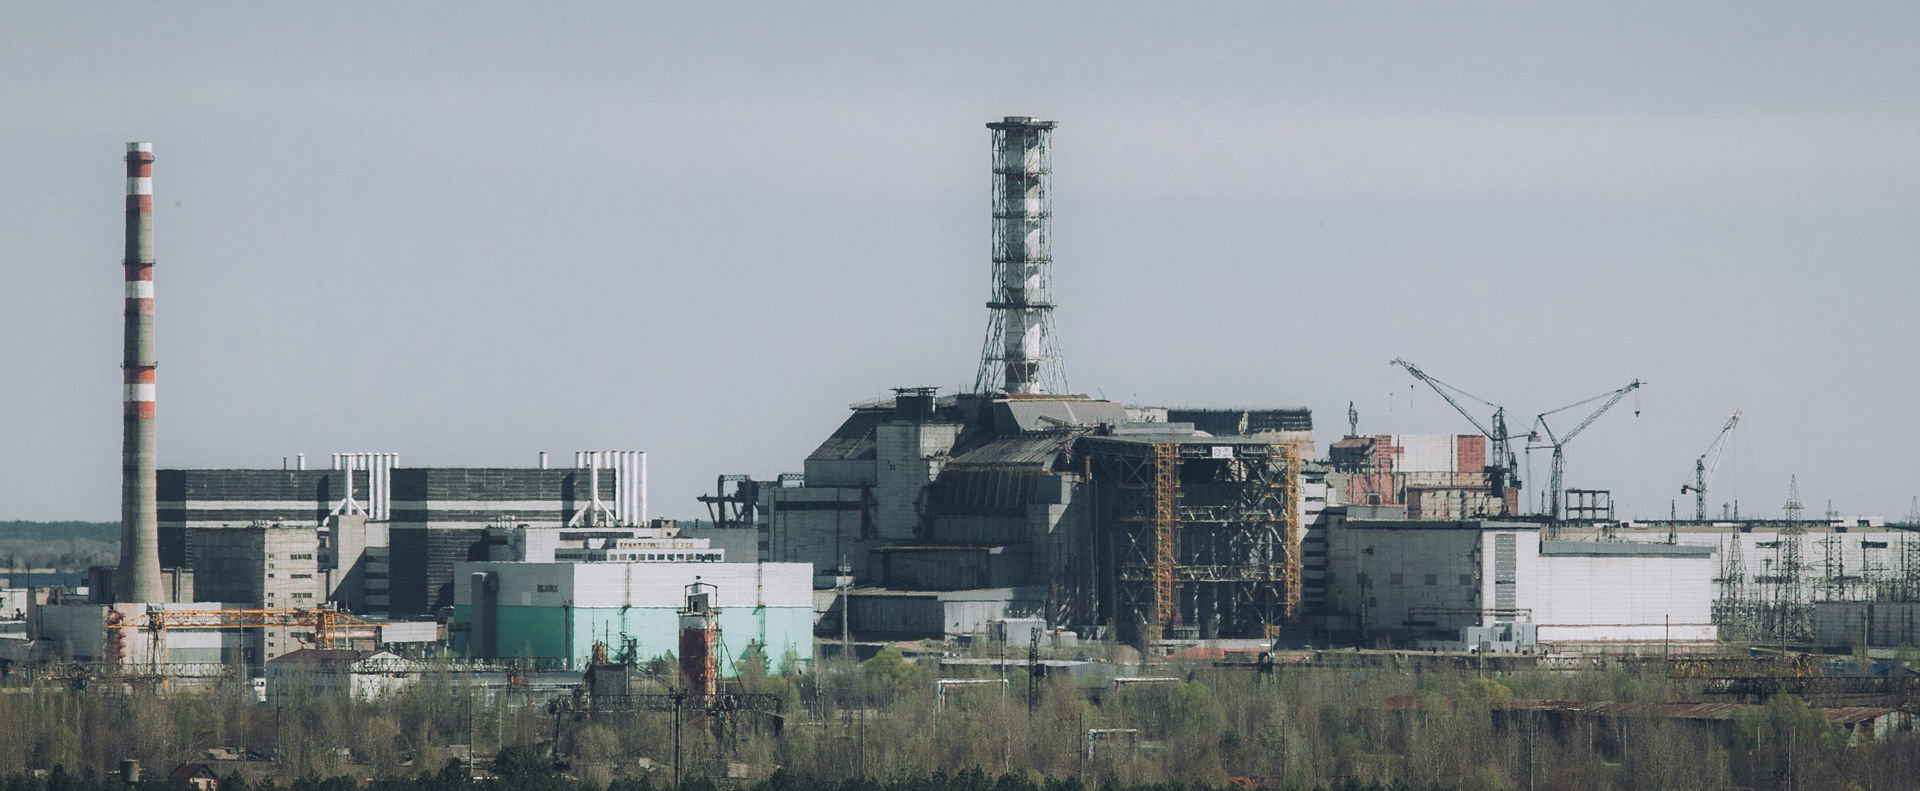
607 552 722 562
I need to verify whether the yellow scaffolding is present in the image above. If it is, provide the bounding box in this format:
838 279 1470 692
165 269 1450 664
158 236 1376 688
1278 447 1303 620
1151 442 1179 637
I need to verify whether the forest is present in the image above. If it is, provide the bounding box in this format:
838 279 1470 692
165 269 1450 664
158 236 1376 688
2 646 1918 791
0 521 117 572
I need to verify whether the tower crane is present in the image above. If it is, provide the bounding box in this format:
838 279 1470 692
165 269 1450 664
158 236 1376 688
1389 359 1523 515
1530 379 1645 522
1680 410 1741 521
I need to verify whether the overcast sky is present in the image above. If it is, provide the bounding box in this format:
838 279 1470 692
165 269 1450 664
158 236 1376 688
4 3 1917 522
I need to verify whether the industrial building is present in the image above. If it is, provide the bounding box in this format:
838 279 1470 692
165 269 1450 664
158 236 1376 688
160 450 648 618
189 524 323 608
1328 433 1517 518
764 393 1325 642
1319 517 1717 646
741 118 1337 643
450 560 812 673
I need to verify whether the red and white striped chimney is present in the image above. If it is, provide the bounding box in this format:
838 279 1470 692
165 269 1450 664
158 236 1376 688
118 142 163 603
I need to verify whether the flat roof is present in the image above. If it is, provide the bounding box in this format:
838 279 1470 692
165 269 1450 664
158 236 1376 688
1344 519 1540 531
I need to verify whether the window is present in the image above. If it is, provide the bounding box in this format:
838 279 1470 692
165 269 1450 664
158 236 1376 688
291 592 313 600
536 584 559 593
291 553 314 560
1459 574 1473 586
1424 574 1437 586
291 574 312 579
1389 573 1403 586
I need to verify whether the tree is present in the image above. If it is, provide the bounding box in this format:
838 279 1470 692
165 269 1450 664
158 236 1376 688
859 648 930 706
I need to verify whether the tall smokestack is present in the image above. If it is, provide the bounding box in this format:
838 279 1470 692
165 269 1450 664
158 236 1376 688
118 142 163 603
975 117 1066 395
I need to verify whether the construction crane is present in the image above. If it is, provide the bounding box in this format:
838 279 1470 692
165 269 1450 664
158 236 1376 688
1389 359 1522 514
1530 379 1645 522
107 606 381 669
1680 410 1742 521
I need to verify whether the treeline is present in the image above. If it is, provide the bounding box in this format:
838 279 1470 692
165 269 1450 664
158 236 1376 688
0 521 117 571
0 522 118 543
3 649 1919 791
0 766 1445 791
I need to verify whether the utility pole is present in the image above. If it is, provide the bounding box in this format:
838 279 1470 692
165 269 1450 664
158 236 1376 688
838 557 852 659
1027 625 1042 709
672 692 684 788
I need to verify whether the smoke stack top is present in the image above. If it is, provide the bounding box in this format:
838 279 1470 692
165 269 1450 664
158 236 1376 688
118 141 163 603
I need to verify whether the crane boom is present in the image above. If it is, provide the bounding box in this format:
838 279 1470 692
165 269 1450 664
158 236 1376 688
1389 359 1521 514
1389 359 1499 439
1681 410 1741 521
1532 379 1645 521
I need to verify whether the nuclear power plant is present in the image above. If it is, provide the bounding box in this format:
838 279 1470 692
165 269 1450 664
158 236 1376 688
6 118 1920 692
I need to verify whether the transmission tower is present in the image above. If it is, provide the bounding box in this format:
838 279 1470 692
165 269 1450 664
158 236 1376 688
1712 532 1753 641
1775 475 1811 641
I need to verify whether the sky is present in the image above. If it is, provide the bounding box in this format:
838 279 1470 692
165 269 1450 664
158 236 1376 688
3 3 1917 522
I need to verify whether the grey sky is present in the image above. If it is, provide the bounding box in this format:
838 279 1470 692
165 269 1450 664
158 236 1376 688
4 3 1917 522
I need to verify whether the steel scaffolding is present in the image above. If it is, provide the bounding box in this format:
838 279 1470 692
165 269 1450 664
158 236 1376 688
1087 439 1301 642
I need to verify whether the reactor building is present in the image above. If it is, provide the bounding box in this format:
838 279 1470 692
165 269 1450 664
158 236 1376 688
746 118 1330 643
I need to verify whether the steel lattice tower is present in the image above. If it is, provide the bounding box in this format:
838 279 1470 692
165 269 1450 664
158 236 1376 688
975 116 1067 395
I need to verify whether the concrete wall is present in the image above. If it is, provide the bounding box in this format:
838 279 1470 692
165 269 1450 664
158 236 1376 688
1813 601 1920 649
388 526 486 618
803 459 876 489
190 526 322 607
878 546 1029 589
1325 522 1485 641
680 527 759 560
847 587 1042 639
872 422 961 541
1519 540 1717 642
761 486 864 584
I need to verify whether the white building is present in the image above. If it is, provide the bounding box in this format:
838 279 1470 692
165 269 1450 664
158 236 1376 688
1324 518 1717 646
265 648 417 702
488 522 722 563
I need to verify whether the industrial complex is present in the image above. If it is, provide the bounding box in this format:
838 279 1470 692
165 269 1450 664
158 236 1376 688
4 118 1920 701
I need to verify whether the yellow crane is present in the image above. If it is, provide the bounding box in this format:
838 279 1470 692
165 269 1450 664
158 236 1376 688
107 606 381 669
